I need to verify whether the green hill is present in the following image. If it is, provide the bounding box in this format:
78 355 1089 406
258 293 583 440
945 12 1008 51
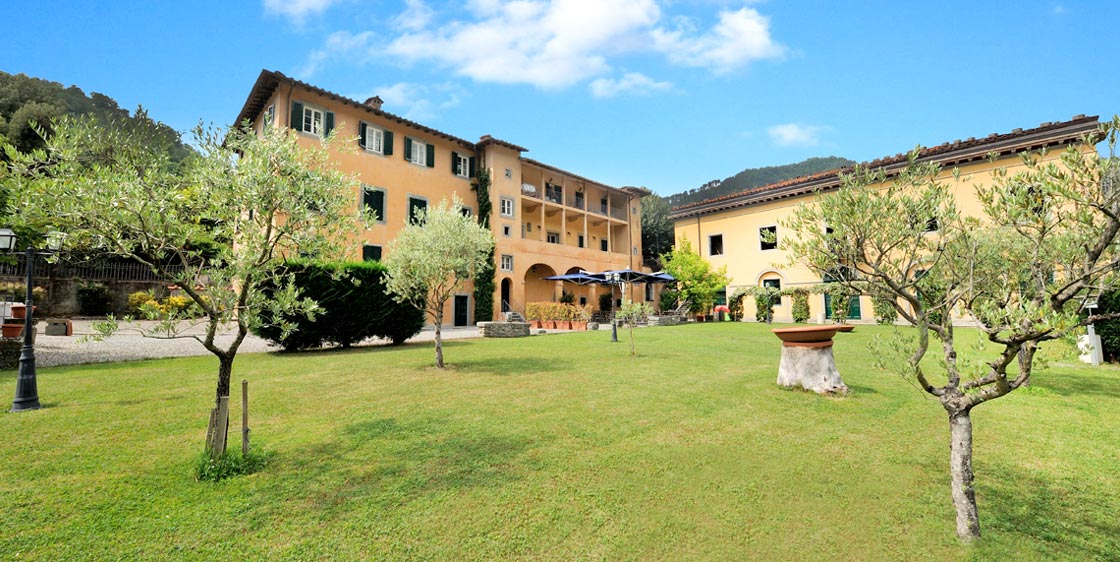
668 156 856 208
0 70 192 163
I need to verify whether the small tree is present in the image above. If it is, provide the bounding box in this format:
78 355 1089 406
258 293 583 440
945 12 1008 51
662 236 730 315
616 301 654 356
784 120 1120 541
384 195 494 368
788 288 811 323
3 116 363 459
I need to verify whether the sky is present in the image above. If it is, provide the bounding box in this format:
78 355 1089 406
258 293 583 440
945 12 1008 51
3 1 1118 196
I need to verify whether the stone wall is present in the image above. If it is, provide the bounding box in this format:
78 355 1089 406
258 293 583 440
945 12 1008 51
0 275 170 317
477 321 530 338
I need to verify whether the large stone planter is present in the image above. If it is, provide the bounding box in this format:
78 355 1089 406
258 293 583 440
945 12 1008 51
772 325 848 395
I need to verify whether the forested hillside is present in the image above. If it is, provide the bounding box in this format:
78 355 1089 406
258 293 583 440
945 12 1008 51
667 156 856 208
0 70 192 162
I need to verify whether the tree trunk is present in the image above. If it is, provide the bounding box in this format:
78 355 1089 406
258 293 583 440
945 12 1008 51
206 354 235 459
948 409 981 541
433 310 444 368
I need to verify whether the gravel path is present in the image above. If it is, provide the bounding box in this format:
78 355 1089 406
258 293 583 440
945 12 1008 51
31 319 481 368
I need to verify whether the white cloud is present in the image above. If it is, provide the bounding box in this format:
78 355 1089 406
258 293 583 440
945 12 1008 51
297 30 376 78
652 7 785 73
394 0 434 31
590 72 672 98
356 82 465 121
386 0 662 89
263 0 341 22
768 123 827 147
297 1 787 91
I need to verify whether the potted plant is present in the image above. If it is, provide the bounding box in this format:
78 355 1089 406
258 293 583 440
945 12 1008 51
542 302 559 330
1 323 23 338
526 302 544 329
11 304 36 319
571 305 590 331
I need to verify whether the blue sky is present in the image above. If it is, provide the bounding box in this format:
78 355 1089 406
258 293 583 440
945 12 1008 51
4 1 1117 196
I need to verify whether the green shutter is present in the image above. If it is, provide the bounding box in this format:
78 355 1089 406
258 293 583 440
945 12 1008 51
469 157 477 178
290 102 303 130
358 122 367 148
383 131 394 155
451 151 460 174
426 143 435 168
324 112 335 135
404 137 413 161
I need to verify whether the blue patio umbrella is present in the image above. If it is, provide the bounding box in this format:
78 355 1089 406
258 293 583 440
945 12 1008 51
542 271 604 285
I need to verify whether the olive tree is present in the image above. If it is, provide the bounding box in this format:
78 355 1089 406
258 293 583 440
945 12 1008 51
384 195 494 368
662 236 730 314
2 116 364 459
783 118 1120 541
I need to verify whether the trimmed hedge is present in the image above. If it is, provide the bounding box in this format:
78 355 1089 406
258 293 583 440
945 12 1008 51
253 260 425 351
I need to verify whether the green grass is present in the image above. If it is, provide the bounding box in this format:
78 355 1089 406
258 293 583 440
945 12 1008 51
0 323 1117 561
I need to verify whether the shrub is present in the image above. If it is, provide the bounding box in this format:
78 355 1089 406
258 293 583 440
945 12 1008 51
789 289 810 323
753 287 780 323
195 447 271 482
76 282 112 316
825 284 851 322
658 287 678 313
728 288 749 321
163 295 192 315
559 290 574 304
128 290 155 315
872 295 898 325
525 302 543 322
1095 290 1120 361
252 260 425 351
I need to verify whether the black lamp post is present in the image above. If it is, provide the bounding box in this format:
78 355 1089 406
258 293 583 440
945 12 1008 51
4 228 64 413
607 272 621 343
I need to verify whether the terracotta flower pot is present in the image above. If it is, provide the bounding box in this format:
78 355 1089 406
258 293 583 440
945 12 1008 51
2 323 24 338
11 305 36 320
571 321 587 331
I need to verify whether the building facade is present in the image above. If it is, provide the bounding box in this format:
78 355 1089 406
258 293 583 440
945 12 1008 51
234 70 647 325
669 115 1101 323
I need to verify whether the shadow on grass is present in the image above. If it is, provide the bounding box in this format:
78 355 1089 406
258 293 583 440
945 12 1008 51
977 462 1120 559
258 416 530 524
454 355 574 375
1034 370 1120 399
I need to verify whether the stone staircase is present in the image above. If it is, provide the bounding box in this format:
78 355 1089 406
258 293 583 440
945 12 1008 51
503 311 527 323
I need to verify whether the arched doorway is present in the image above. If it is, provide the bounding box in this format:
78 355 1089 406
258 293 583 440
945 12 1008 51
524 264 558 304
501 278 512 312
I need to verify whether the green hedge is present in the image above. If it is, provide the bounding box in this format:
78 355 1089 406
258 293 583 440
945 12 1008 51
253 260 425 351
1095 290 1120 362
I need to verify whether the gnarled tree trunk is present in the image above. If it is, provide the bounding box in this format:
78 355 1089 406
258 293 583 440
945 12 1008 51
948 408 981 541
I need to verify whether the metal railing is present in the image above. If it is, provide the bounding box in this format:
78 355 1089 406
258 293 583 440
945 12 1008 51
0 256 184 282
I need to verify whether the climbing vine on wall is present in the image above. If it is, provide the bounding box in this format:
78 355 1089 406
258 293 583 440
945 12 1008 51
472 167 495 323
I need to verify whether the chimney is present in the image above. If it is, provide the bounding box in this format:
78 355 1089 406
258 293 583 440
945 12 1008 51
364 96 384 110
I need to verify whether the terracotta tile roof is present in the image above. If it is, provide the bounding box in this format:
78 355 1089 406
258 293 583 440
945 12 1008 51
477 135 528 153
233 69 478 149
669 115 1102 220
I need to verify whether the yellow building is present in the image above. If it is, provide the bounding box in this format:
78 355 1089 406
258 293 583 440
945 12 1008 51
669 115 1101 323
234 70 647 326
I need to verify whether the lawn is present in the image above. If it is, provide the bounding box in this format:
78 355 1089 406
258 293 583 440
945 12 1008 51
1 323 1117 561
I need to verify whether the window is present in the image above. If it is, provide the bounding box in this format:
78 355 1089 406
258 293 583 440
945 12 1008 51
360 123 385 154
578 234 585 248
925 217 939 232
709 234 724 256
290 102 333 137
645 283 654 302
500 197 514 217
601 239 609 252
500 254 513 272
760 226 777 251
303 106 323 135
452 152 472 178
460 206 472 218
505 168 513 179
361 186 386 223
763 279 781 291
264 104 275 130
547 232 560 244
408 196 428 225
362 244 382 262
545 183 562 204
633 247 639 256
502 225 511 237
600 198 609 214
525 223 532 232
574 191 584 209
404 137 434 168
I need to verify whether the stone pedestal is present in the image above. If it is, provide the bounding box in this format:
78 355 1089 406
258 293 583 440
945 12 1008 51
776 343 848 395
477 321 530 338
